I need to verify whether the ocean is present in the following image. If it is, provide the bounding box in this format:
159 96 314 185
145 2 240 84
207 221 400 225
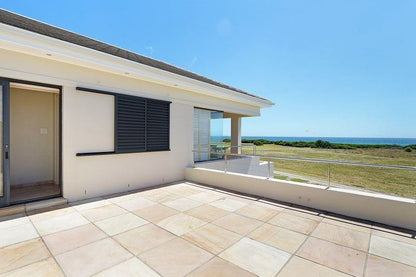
211 136 416 147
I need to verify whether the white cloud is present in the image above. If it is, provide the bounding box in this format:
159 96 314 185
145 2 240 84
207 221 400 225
189 56 198 68
145 45 154 54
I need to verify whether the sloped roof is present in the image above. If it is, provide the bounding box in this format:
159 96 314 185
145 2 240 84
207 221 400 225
0 9 271 102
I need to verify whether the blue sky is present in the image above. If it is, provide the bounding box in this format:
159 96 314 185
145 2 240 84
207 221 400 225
2 1 415 138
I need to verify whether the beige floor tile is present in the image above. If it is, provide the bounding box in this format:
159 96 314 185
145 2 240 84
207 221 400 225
277 256 350 277
142 190 183 203
219 237 291 277
79 204 126 222
56 238 132 277
95 213 148 236
187 257 256 277
365 254 416 277
255 199 287 211
0 257 63 277
0 215 30 229
322 216 372 233
116 197 156 211
236 204 279 221
371 228 416 246
212 213 263 236
297 237 366 276
369 235 416 267
163 198 202 212
31 212 89 236
71 198 111 211
182 224 241 254
93 257 160 277
139 237 213 277
312 222 370 251
248 223 306 253
187 191 224 203
157 213 207 236
43 224 107 255
164 184 204 196
185 204 229 222
223 194 258 205
0 219 39 248
284 208 323 221
28 205 75 222
106 192 142 203
269 213 319 235
133 204 178 223
210 198 247 212
114 224 175 255
0 238 50 274
371 224 414 238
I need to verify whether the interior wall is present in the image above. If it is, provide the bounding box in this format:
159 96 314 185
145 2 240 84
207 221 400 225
10 87 58 186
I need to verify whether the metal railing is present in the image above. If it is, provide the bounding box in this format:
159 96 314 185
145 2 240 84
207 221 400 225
192 149 416 187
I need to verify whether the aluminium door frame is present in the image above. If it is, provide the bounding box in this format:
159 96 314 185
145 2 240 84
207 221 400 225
0 77 62 207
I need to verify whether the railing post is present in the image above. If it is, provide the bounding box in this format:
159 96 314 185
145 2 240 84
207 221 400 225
267 160 271 179
328 163 331 186
224 153 228 173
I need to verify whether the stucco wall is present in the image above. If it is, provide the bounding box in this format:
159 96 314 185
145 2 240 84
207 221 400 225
0 49 206 201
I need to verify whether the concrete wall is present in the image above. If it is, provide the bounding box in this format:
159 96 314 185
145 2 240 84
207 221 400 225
10 88 58 185
196 156 274 178
185 167 416 231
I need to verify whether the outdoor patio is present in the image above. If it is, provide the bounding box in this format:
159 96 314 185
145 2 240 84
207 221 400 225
0 181 415 277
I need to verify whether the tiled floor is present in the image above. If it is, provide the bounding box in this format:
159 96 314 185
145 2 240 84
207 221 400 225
0 181 416 276
10 182 60 203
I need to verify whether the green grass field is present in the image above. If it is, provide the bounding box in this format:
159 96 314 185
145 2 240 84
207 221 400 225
241 144 416 199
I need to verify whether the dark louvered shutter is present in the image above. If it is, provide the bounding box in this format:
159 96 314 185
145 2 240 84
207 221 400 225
115 94 146 153
146 99 170 151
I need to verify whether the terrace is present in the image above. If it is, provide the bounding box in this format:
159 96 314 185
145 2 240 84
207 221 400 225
1 181 415 276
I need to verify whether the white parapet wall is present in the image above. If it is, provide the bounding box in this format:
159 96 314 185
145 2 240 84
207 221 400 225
185 167 416 231
195 156 274 178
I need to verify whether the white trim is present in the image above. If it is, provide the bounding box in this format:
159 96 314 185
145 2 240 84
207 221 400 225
0 23 274 109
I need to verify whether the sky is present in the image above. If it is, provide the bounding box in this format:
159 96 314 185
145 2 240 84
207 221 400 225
2 0 416 138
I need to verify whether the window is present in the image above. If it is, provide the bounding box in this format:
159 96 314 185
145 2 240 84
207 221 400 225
76 87 170 156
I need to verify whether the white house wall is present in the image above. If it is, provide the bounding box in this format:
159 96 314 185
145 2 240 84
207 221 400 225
0 48 264 201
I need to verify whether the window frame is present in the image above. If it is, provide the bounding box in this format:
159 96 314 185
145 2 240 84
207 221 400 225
75 87 171 156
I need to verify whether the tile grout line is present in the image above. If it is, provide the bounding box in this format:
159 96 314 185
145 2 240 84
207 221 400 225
292 215 368 276
25 210 68 277
2 183 415 276
362 228 374 277
273 213 323 277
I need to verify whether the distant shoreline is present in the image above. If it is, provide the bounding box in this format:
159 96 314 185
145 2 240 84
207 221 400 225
212 136 416 147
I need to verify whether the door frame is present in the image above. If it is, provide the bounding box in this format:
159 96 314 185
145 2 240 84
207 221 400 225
0 79 10 207
0 77 62 207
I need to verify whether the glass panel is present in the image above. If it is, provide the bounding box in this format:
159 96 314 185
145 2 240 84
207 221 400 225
0 85 2 197
194 108 211 161
194 108 225 162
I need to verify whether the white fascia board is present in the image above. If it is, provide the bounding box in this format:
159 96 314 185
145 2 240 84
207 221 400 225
0 23 274 109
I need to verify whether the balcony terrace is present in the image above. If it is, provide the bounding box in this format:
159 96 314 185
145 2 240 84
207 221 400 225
0 181 415 276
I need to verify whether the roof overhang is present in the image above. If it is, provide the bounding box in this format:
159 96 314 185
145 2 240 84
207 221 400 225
0 22 274 110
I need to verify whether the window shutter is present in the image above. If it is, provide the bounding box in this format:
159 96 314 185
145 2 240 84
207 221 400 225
115 94 146 153
146 99 170 151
